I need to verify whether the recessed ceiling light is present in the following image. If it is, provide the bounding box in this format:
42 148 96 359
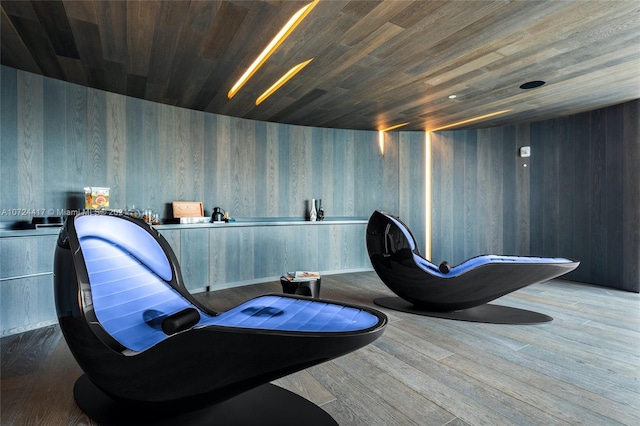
448 94 457 99
520 80 546 90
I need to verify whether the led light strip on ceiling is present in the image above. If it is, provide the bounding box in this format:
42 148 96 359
227 0 319 100
429 109 512 131
256 59 313 105
379 122 410 132
377 123 410 156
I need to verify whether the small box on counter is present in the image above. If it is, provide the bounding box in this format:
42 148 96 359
172 201 204 218
84 187 110 209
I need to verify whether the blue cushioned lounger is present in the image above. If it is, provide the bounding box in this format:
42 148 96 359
367 210 579 322
54 212 386 424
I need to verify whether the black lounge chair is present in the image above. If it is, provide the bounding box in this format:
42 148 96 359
54 211 387 425
366 210 579 324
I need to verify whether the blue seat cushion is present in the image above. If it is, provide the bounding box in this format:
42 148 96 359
78 229 381 353
76 214 172 281
414 254 575 278
202 295 381 333
383 212 574 278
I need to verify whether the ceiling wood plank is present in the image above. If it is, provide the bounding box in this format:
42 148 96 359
1 0 638 131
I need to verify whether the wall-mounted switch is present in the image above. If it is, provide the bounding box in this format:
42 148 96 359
519 146 531 157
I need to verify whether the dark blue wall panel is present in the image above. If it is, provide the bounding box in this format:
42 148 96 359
431 100 640 292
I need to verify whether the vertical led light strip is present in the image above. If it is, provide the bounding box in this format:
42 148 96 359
424 131 432 259
378 122 409 156
227 0 319 100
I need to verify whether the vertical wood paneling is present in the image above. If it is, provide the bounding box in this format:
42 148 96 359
478 128 504 253
2 66 636 292
202 113 217 216
570 113 592 283
451 131 466 261
381 130 399 214
342 130 356 216
1 275 55 332
173 106 191 202
330 129 346 216
159 229 181 265
1 67 19 212
431 132 454 263
603 105 624 287
125 96 143 210
43 78 67 211
106 92 126 208
501 126 516 254
622 100 640 292
462 130 479 259
156 103 174 211
589 108 608 284
85 88 106 186
399 131 426 254
263 122 280 216
320 128 335 217
215 115 231 212
0 235 58 334
17 71 43 212
276 124 291 217
556 118 575 260
253 120 268 217
180 228 209 292
432 100 639 292
514 124 530 255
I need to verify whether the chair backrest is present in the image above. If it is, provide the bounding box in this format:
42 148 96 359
73 213 205 352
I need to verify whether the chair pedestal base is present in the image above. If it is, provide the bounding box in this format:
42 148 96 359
374 297 552 324
74 374 338 426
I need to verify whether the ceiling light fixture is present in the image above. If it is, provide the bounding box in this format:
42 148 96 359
429 109 512 131
227 0 319 100
520 80 546 89
380 122 410 132
256 59 313 105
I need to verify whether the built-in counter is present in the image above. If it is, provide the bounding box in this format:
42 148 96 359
0 218 372 336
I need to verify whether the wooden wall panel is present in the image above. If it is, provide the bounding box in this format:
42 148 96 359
1 275 56 333
180 228 210 292
514 124 530 254
1 66 406 224
622 101 640 292
431 131 454 262
1 67 19 213
0 236 57 278
43 78 67 211
17 70 43 214
398 131 426 254
432 100 640 292
0 235 58 335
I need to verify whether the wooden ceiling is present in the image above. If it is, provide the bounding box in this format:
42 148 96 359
2 0 639 131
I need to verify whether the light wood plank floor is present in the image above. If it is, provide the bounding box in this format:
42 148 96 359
2 272 639 425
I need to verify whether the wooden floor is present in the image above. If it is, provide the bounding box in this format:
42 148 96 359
2 271 639 425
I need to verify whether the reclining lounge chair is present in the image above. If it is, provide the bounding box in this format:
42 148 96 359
54 211 387 425
366 210 579 324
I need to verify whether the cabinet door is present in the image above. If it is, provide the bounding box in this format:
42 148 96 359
180 229 209 292
1 235 58 335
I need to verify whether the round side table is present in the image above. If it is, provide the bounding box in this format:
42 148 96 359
280 277 321 298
